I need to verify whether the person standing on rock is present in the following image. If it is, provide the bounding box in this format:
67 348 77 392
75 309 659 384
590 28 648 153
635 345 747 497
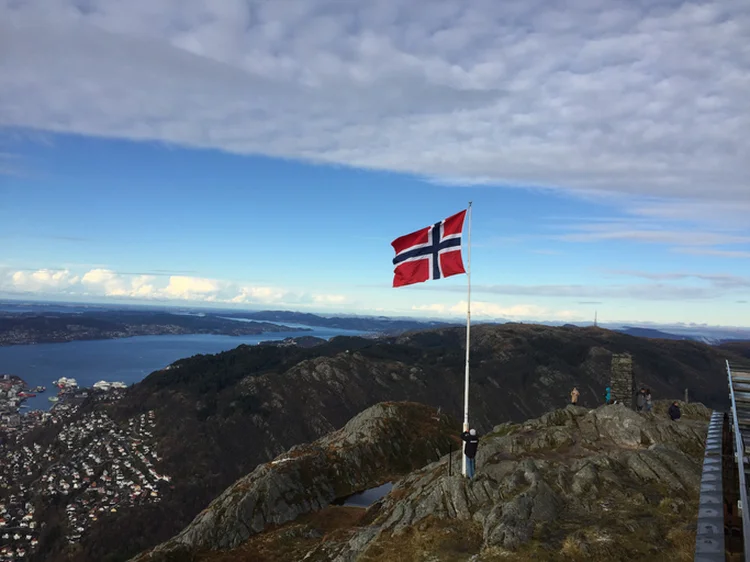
570 387 580 405
644 389 653 412
604 387 611 404
669 401 681 421
461 428 479 479
636 388 646 412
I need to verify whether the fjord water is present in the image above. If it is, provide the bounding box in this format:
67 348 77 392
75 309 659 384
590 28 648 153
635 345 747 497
0 327 364 411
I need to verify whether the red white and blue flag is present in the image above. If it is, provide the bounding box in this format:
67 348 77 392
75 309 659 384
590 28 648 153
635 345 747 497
391 210 467 288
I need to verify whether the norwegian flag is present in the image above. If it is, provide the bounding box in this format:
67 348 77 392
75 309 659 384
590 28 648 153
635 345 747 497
391 210 467 288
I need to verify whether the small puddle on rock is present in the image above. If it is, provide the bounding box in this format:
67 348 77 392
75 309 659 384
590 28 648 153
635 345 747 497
333 482 393 508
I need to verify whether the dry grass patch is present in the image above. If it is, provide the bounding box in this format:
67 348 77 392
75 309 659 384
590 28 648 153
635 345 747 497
197 506 367 562
358 517 483 562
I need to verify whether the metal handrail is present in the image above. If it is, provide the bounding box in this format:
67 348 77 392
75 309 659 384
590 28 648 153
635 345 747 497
726 359 750 561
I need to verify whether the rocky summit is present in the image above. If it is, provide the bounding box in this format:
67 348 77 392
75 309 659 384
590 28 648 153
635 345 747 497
136 399 711 562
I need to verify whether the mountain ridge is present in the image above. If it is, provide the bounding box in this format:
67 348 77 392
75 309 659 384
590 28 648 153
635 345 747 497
30 322 743 561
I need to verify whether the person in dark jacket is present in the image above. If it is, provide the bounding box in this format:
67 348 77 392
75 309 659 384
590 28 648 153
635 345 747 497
636 388 646 412
461 428 479 479
669 401 681 421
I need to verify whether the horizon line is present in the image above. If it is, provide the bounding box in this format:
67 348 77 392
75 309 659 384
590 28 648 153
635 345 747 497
1 297 749 332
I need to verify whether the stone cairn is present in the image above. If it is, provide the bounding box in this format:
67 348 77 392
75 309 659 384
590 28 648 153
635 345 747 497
610 353 635 410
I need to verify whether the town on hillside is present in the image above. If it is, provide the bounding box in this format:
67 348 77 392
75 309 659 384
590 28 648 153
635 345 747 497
0 375 170 561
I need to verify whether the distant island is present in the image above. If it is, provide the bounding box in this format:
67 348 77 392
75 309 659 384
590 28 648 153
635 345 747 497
220 309 460 334
2 302 747 348
0 310 310 346
0 307 462 347
616 326 694 340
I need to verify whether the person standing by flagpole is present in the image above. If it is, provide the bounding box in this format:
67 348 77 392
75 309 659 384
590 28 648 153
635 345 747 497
391 204 473 477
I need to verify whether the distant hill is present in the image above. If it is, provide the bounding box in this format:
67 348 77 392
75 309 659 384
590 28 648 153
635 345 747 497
0 309 306 346
616 325 750 346
221 309 462 334
32 323 745 562
616 326 692 340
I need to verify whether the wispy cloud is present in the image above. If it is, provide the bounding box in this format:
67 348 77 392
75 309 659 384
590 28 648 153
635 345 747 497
0 152 20 176
413 300 581 321
555 226 750 246
547 212 750 258
674 248 750 259
606 270 750 289
413 281 744 301
624 197 750 230
1 0 748 202
471 236 527 249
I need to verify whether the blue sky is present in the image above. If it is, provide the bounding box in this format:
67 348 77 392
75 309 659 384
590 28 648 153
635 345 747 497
1 0 749 326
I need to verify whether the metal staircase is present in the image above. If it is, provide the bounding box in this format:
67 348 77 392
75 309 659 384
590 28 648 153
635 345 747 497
695 408 725 561
723 360 750 561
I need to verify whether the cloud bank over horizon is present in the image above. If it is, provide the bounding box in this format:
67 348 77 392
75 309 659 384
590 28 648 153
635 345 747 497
3 267 749 327
2 267 348 309
2 0 749 205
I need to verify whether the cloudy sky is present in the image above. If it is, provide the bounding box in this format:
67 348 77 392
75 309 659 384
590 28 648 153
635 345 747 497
1 0 748 326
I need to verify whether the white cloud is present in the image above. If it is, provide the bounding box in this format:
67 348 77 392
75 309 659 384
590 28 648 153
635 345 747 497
11 269 80 291
81 268 128 295
413 300 580 320
312 294 348 305
130 275 157 297
1 0 749 202
230 286 289 304
1 267 346 307
162 276 221 299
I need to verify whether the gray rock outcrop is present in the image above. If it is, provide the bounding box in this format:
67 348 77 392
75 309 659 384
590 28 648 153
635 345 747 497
134 400 712 562
307 401 711 561
134 401 454 560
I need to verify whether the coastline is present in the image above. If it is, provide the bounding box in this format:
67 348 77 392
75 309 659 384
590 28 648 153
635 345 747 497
0 324 314 348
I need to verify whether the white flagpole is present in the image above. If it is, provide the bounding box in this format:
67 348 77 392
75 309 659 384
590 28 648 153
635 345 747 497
462 202 472 477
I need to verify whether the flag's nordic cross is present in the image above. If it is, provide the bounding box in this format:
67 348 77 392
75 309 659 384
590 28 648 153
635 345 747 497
391 210 467 287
